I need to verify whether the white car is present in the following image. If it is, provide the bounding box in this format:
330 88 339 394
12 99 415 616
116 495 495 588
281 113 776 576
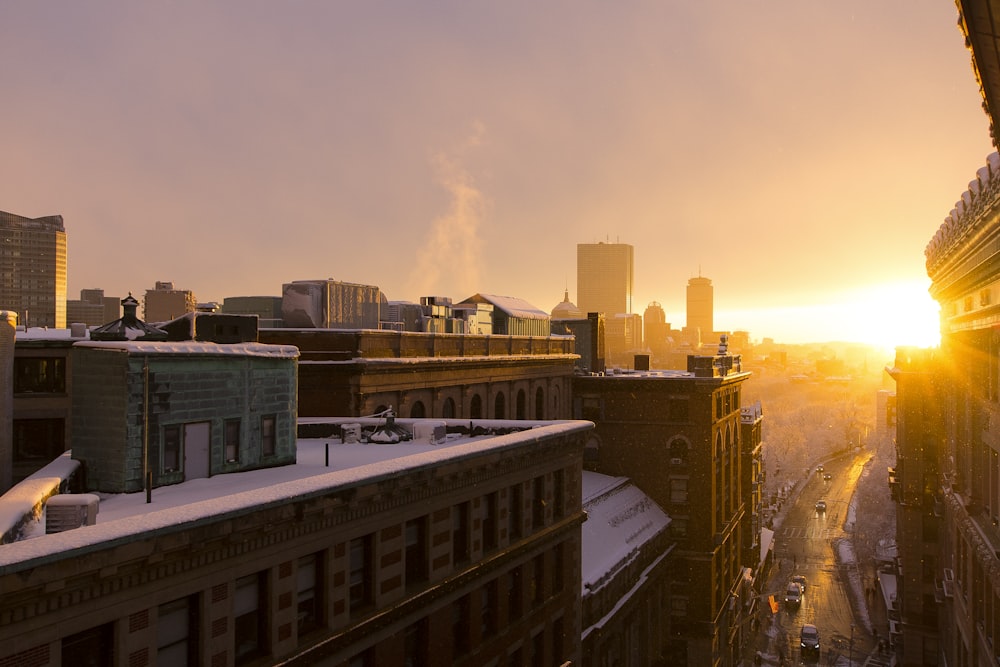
815 500 827 513
785 581 802 607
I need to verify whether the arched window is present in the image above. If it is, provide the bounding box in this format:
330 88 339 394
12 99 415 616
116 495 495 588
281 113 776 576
516 389 526 420
535 387 545 420
668 437 689 462
442 397 456 419
470 394 483 419
494 392 506 419
410 401 426 418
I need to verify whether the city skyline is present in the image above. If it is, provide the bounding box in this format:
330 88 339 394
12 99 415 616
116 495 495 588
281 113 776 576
1 2 981 348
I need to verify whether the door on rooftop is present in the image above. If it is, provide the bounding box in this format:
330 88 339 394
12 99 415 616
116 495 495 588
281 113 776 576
184 422 211 480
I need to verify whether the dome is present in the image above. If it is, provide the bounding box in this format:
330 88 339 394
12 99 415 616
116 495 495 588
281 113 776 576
551 289 585 320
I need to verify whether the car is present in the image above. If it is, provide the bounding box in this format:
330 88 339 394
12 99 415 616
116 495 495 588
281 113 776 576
823 473 832 481
816 465 824 473
815 500 827 512
785 581 802 607
791 574 807 592
800 623 820 657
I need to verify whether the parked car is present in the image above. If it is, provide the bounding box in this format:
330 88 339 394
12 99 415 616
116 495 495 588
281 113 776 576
791 574 807 592
815 500 827 512
800 623 820 657
785 581 803 607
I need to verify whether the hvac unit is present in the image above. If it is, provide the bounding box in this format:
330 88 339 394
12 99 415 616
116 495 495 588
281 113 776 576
45 494 100 534
413 420 447 444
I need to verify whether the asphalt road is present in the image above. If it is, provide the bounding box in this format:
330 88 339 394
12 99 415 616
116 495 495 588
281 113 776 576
757 451 880 666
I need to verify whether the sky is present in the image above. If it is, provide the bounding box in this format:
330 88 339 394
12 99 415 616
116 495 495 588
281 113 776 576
1 2 992 347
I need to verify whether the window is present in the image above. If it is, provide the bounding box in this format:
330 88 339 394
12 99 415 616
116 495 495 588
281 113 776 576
452 595 471 656
62 623 113 667
234 572 267 664
483 492 498 552
509 484 523 540
494 392 506 419
532 553 545 606
453 502 470 565
482 579 498 637
405 517 428 586
509 566 523 619
531 630 545 667
158 595 197 666
14 357 66 394
535 387 545 420
669 478 688 504
403 620 428 667
297 552 323 636
225 419 241 463
442 397 456 419
262 415 276 457
553 542 565 594
516 389 526 419
13 418 64 465
553 469 565 520
163 425 181 473
470 394 483 419
409 401 426 418
349 535 373 613
532 476 545 529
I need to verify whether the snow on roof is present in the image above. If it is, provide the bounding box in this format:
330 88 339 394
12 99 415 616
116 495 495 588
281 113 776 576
14 327 89 341
0 421 591 572
580 471 670 594
73 340 299 358
461 293 549 320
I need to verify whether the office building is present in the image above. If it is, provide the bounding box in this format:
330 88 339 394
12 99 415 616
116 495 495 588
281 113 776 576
281 279 382 329
577 242 633 318
573 340 756 666
0 210 67 329
66 288 120 327
686 275 713 345
143 281 197 323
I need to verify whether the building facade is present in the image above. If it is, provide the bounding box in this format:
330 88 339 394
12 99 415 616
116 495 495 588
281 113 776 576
0 419 590 667
572 344 754 667
685 275 714 346
143 281 197 323
259 328 577 421
0 210 67 329
577 242 634 319
66 288 121 327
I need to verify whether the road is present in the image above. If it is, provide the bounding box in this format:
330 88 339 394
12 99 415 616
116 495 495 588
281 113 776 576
755 451 883 666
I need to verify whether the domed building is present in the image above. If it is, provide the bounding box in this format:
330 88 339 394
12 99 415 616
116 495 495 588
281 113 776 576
551 289 585 320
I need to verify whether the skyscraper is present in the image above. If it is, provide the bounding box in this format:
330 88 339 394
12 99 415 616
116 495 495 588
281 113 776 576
686 275 713 339
576 242 633 317
0 211 67 328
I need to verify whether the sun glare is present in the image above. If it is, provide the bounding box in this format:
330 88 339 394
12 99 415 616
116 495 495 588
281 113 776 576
840 281 940 353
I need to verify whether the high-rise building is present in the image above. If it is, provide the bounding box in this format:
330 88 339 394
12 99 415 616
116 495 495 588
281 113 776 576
686 275 713 341
66 288 120 327
576 242 633 317
143 281 197 323
0 211 67 329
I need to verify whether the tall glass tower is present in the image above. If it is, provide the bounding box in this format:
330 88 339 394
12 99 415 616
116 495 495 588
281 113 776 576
576 242 633 317
686 275 714 338
0 211 67 328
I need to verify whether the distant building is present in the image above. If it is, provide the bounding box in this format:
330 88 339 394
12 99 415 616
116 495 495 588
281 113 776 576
143 281 197 323
66 288 121 327
281 279 383 329
551 289 585 320
685 275 713 346
458 293 550 336
0 311 15 493
551 312 605 375
604 312 643 367
573 341 755 667
0 210 67 329
577 242 634 318
0 418 591 666
222 295 283 328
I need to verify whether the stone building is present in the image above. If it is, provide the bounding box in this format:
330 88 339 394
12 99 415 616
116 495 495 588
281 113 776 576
0 418 591 667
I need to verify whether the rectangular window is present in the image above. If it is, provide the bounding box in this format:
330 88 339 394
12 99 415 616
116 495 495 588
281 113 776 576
163 425 181 473
532 476 545 529
509 566 523 619
62 623 113 666
14 357 66 394
532 553 545 606
669 478 688 504
668 398 689 421
402 619 428 667
262 415 276 457
483 492 498 552
509 484 523 540
297 552 323 636
225 419 241 463
349 535 373 613
482 578 498 638
158 595 197 666
453 502 470 565
405 517 428 586
553 469 565 520
452 595 471 656
531 630 545 667
234 572 267 664
553 542 565 594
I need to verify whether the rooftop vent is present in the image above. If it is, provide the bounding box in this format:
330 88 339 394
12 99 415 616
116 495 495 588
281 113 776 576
45 494 100 534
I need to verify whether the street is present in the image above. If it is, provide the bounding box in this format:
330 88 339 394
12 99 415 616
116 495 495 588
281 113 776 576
753 449 891 666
